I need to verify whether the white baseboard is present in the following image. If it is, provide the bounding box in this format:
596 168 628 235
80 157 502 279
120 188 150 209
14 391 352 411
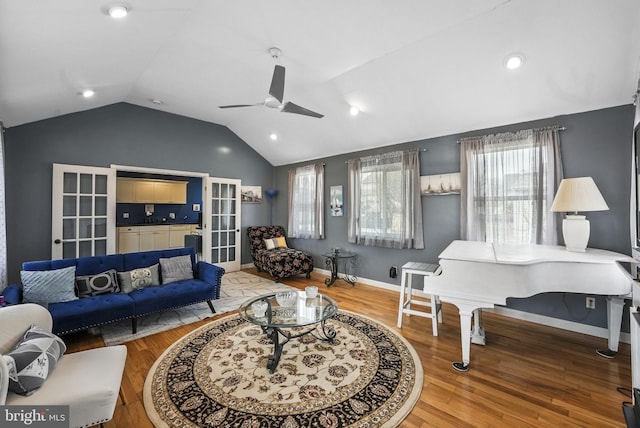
242 264 631 345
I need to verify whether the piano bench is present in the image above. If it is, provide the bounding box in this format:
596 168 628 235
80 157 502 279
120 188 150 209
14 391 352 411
397 262 442 335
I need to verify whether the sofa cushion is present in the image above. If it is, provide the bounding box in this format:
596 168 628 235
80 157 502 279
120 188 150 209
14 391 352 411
75 269 120 297
129 279 213 316
21 266 78 307
4 325 66 395
48 293 135 335
118 264 160 293
159 255 194 284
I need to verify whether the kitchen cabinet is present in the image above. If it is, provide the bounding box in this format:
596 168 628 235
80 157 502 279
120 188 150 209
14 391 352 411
139 226 170 251
116 178 187 204
118 226 141 253
117 224 198 253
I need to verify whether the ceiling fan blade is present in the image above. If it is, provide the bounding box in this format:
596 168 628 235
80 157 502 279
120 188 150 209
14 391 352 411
269 65 285 103
281 101 324 118
218 104 256 109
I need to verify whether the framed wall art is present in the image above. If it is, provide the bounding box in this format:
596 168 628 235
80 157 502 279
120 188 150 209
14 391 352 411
330 185 344 216
421 173 461 196
241 185 262 203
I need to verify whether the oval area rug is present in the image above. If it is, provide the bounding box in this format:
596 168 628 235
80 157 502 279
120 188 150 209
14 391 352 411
144 310 423 427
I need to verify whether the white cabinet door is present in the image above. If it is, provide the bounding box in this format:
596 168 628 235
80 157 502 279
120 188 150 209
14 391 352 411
52 164 116 259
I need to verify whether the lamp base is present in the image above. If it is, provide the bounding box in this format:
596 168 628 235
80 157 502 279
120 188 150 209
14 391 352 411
562 215 590 252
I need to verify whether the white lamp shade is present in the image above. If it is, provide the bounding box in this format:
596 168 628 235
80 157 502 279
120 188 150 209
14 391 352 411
550 177 609 213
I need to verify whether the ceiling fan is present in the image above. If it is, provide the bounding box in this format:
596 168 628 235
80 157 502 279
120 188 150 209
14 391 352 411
219 47 324 119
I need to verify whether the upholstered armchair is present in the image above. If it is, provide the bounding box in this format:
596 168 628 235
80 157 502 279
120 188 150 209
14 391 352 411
0 303 127 427
247 226 314 282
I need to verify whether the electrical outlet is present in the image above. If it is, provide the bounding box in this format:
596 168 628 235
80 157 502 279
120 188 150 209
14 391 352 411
123 212 129 219
169 213 175 219
389 266 397 278
586 297 596 309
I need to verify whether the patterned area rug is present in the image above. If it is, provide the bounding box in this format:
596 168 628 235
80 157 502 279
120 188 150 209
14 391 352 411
143 310 423 427
101 271 295 346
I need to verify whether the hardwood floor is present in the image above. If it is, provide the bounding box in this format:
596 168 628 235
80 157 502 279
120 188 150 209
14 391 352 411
65 269 632 427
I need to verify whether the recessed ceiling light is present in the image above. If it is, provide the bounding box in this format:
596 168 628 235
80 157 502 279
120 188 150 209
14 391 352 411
349 106 360 116
150 99 164 105
81 89 95 98
504 53 524 70
108 5 128 19
269 133 278 141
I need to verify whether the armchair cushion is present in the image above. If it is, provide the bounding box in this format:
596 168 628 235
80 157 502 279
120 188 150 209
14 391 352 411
4 325 66 395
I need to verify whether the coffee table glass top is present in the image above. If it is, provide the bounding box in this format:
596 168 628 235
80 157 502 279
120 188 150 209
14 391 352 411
239 291 338 328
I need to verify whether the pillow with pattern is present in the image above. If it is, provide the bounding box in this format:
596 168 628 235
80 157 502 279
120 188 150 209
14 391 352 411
159 255 194 284
3 325 66 395
75 269 120 297
117 264 160 293
21 266 78 307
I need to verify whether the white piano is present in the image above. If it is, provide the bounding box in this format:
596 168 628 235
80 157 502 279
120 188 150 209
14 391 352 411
424 240 635 371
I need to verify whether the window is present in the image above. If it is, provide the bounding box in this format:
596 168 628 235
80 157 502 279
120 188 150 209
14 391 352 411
347 150 423 249
460 128 563 245
287 163 324 239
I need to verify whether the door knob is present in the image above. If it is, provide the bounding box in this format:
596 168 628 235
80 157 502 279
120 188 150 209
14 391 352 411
54 239 61 244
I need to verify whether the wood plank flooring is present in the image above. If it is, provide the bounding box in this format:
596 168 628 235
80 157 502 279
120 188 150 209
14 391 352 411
65 269 632 427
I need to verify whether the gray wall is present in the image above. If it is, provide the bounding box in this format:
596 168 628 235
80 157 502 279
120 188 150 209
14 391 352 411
4 103 274 283
274 104 634 330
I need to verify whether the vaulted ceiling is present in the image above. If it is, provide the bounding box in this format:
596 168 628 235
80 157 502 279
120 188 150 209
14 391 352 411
1 0 639 165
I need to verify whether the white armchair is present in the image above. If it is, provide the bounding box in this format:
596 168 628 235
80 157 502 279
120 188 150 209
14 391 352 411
0 303 127 428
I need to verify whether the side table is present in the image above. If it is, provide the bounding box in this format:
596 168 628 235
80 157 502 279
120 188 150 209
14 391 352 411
322 251 357 286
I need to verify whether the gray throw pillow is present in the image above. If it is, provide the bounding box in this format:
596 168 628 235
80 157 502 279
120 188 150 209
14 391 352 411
3 325 67 395
117 264 160 293
75 269 120 297
21 266 78 307
159 255 194 284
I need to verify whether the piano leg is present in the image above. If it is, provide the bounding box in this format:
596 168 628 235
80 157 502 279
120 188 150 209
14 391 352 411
596 295 626 358
471 309 486 345
452 306 476 372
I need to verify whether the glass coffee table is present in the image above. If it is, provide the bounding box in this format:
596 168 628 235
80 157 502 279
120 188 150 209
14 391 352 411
239 291 338 373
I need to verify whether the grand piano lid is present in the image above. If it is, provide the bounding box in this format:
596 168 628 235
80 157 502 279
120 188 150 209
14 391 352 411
439 240 634 265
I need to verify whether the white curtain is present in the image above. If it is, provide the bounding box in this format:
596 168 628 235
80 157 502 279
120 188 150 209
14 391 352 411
287 163 324 239
460 128 563 245
347 150 424 249
0 124 6 290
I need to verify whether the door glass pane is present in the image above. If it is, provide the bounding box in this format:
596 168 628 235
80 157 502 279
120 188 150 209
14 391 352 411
229 216 236 230
212 199 220 215
211 232 219 246
79 241 92 257
211 217 219 231
95 218 107 238
220 249 228 263
63 242 76 259
221 200 229 214
211 249 219 263
221 184 229 198
229 233 235 245
79 219 92 239
80 174 93 194
63 219 76 239
63 173 77 193
95 239 107 256
79 196 92 216
63 196 77 216
95 175 108 194
229 184 236 198
95 196 107 216
212 184 220 198
229 247 235 261
221 216 229 230
221 233 227 246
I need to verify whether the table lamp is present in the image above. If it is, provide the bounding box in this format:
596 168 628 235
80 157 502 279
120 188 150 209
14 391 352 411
550 177 609 252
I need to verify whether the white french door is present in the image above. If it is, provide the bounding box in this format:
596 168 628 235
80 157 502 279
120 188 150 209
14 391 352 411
51 163 116 259
204 177 241 272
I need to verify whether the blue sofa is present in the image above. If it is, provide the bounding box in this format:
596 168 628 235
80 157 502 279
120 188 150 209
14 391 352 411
3 247 225 335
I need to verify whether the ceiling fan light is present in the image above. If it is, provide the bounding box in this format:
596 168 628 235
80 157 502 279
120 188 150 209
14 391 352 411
349 105 360 116
108 5 128 19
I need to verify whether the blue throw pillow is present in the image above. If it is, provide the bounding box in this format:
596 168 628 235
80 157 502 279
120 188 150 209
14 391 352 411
21 266 78 307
